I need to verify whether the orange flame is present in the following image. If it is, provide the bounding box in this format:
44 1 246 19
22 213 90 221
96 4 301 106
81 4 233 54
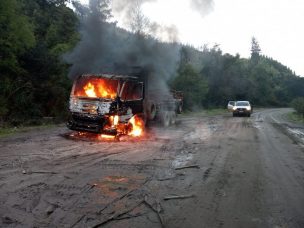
84 82 97 97
109 115 119 127
81 79 117 99
128 116 144 137
113 115 119 126
99 134 116 140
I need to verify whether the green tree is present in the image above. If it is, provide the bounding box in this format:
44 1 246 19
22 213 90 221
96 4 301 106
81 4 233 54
21 0 78 119
0 0 35 72
0 0 35 123
291 97 304 117
0 0 78 124
172 64 208 110
251 36 261 64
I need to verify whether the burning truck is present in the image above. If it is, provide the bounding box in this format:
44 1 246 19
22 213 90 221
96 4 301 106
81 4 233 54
67 68 183 137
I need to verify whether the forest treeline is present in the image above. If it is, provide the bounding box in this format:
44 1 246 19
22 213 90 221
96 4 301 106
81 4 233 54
174 44 304 110
1 0 304 125
0 0 78 125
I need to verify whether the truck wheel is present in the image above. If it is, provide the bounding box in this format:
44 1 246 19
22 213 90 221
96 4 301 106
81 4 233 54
176 103 182 114
170 112 176 125
161 111 170 127
147 104 156 120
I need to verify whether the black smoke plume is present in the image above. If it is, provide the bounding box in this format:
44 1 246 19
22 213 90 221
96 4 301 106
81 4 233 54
64 0 180 84
64 0 214 94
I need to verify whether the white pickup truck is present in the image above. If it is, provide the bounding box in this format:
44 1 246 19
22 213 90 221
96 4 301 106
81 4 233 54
231 101 252 117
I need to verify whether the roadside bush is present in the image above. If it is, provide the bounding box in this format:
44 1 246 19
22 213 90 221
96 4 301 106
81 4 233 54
291 97 304 117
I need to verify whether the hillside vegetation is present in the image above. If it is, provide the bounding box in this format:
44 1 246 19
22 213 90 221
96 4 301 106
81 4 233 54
0 0 303 126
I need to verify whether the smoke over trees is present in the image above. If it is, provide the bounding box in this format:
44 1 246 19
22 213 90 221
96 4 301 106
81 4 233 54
190 0 214 17
64 0 181 98
128 1 150 34
111 0 215 20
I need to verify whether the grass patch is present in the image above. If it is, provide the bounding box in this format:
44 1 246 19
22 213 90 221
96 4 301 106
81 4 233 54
204 108 227 116
0 124 60 138
181 108 227 117
287 111 304 124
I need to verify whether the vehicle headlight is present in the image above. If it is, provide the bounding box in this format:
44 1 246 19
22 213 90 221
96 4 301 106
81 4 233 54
233 106 237 110
246 107 251 111
69 97 79 111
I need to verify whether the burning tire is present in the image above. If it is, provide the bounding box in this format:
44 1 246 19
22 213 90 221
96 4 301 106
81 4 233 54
128 115 145 137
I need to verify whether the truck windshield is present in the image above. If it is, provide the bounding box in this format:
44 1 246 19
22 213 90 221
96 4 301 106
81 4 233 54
73 76 118 99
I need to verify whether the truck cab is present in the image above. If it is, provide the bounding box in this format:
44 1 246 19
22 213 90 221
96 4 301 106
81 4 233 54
67 74 145 136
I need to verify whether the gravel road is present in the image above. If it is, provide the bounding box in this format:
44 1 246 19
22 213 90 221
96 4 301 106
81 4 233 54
0 108 303 228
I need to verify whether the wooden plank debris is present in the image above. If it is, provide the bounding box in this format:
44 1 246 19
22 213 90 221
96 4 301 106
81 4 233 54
175 165 200 170
164 194 195 200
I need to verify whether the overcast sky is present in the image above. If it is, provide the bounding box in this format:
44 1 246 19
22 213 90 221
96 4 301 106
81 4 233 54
79 0 304 76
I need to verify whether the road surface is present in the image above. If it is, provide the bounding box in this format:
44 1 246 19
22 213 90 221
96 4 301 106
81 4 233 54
0 108 303 228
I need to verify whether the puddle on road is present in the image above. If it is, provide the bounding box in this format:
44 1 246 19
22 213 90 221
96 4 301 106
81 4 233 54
287 127 304 144
254 119 304 146
287 127 304 138
172 153 194 168
253 122 263 130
